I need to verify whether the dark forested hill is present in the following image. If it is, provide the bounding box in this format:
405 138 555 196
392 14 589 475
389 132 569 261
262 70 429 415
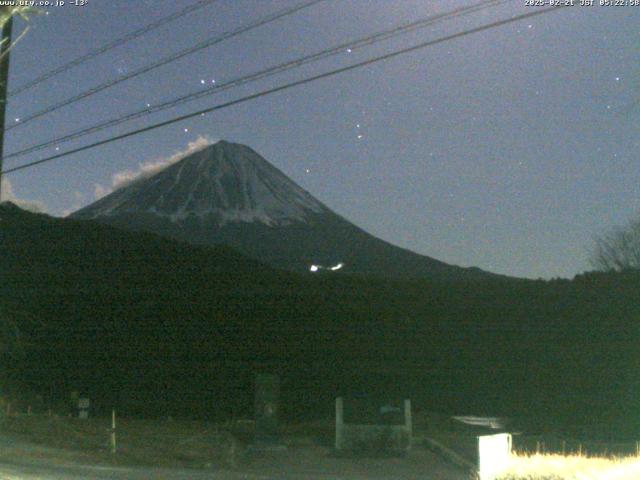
3 202 640 437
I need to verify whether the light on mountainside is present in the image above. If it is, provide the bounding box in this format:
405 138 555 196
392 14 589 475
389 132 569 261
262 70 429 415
309 262 344 272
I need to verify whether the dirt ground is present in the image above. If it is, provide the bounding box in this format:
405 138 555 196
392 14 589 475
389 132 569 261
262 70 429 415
0 415 469 479
240 445 468 479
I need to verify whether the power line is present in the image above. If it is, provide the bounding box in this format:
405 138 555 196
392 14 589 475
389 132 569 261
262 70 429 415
5 0 513 161
6 0 326 131
8 0 220 98
2 5 567 176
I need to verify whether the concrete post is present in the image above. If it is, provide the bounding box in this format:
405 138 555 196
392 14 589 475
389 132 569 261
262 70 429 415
404 399 412 448
110 409 117 454
335 397 344 450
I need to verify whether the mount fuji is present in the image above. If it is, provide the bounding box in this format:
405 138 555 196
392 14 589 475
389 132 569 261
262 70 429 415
72 140 495 280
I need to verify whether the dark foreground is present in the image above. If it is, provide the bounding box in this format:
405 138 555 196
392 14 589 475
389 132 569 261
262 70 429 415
0 434 465 480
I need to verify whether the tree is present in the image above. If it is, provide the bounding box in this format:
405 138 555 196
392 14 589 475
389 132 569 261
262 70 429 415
591 216 640 271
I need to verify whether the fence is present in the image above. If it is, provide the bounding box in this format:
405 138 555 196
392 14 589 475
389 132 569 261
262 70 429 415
335 397 412 454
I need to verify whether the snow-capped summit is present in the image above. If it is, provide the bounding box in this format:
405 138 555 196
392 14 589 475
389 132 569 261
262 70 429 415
77 140 327 226
73 140 497 280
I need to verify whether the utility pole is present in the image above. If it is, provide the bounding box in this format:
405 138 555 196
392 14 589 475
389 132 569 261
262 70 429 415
0 13 13 201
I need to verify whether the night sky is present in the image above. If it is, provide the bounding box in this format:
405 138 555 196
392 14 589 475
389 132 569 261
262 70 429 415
1 0 638 279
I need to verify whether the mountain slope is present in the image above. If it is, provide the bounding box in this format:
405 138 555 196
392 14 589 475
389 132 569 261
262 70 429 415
76 140 328 226
72 140 497 280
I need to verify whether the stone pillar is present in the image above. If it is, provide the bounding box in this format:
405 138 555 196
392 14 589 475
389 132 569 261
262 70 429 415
78 398 90 419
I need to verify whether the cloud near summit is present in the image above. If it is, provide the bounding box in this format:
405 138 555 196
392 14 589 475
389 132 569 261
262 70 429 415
94 136 215 200
0 178 47 213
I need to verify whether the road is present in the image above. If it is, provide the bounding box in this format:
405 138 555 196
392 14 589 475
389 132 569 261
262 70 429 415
0 460 273 480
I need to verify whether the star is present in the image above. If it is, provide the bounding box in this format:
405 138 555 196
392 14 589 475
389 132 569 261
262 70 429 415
200 79 205 85
305 168 310 174
184 128 189 133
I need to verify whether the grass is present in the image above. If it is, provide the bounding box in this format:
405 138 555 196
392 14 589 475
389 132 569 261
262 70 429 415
497 452 640 480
